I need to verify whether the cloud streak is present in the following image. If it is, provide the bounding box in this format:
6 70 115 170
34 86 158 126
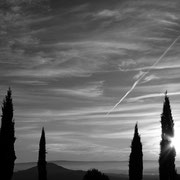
107 35 180 115
128 92 180 102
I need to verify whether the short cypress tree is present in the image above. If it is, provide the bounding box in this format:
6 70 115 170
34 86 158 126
129 123 143 180
0 88 16 180
38 127 47 180
159 92 177 180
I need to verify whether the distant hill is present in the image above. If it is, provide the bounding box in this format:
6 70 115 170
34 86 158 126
13 163 85 180
14 160 158 173
12 163 159 180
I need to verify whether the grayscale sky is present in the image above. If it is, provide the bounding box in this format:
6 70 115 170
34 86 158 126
1 0 180 163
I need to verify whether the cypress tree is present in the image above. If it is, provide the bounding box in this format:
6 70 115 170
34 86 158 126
159 92 177 180
0 88 16 180
129 123 143 180
38 127 47 180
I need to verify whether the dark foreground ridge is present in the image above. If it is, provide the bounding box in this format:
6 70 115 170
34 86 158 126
12 163 161 180
13 163 84 180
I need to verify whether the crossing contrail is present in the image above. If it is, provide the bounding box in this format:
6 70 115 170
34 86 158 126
106 35 180 116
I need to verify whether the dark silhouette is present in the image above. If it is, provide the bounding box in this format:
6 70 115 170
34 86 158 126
0 88 16 180
13 163 128 180
159 92 177 180
83 169 109 180
129 123 143 180
38 127 47 180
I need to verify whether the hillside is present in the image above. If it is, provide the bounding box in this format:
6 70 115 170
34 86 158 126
13 163 85 180
12 163 160 180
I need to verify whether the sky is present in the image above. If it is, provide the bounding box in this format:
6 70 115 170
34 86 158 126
1 0 180 163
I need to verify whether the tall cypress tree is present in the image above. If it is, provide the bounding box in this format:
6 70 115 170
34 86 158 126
159 92 177 180
38 127 47 180
0 88 16 180
129 123 143 180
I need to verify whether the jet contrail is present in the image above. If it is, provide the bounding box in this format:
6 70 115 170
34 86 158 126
106 35 180 116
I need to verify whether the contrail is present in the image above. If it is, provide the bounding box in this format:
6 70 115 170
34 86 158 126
106 35 180 116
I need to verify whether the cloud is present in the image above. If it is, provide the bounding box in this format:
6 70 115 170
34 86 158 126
93 9 122 20
51 81 104 98
134 83 180 95
6 68 91 78
15 102 160 119
0 0 50 11
56 41 147 51
13 35 40 47
3 40 149 78
67 3 90 14
141 74 160 83
133 71 147 80
3 0 180 162
90 131 133 140
119 59 137 71
46 142 107 153
13 80 48 85
18 131 77 140
127 92 180 102
16 125 38 131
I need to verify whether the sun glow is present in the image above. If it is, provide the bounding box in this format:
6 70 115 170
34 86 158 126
170 131 180 153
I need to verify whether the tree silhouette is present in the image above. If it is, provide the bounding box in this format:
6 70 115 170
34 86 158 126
38 127 47 180
129 123 143 180
159 92 177 180
0 88 16 180
83 169 109 180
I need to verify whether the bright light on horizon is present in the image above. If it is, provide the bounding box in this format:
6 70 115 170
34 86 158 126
170 130 180 154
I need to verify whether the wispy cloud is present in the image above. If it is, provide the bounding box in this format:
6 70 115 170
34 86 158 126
3 39 149 78
93 9 122 20
13 80 48 85
141 74 160 83
16 125 38 132
51 81 104 98
6 68 91 78
127 92 180 102
2 0 180 162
